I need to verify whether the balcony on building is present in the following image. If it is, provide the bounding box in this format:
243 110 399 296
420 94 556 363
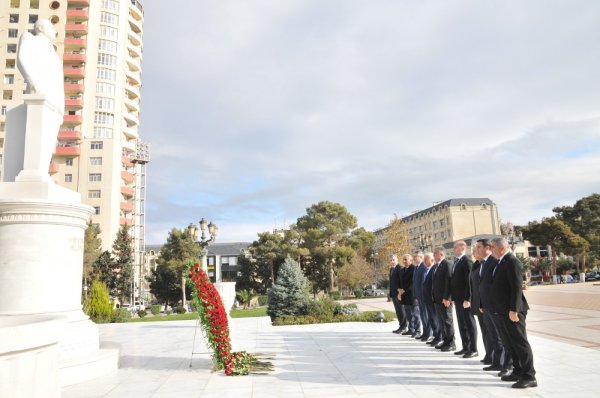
63 114 83 125
120 217 133 227
125 69 141 86
127 40 142 59
64 66 85 79
121 170 134 183
58 129 82 141
64 82 84 93
128 30 142 47
48 162 59 174
63 52 86 64
65 23 88 34
129 0 144 21
121 155 134 166
121 186 134 197
126 56 141 73
65 98 83 109
67 0 90 5
55 144 81 157
66 9 89 21
124 96 140 113
123 111 139 127
123 125 139 140
124 83 140 100
120 201 134 213
64 37 87 50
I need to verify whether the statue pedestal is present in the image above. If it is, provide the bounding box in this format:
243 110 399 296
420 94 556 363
214 282 237 349
0 181 119 388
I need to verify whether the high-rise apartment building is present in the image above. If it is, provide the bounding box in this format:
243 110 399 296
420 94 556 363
0 0 149 297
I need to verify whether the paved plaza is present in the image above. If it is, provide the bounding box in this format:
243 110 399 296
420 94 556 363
63 283 600 398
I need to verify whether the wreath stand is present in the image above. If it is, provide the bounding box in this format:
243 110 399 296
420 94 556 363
188 319 216 369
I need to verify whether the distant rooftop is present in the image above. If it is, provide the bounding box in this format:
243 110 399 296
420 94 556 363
403 198 495 220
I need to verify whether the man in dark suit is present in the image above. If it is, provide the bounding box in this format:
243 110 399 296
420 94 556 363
490 237 537 389
421 252 440 344
450 240 478 358
389 254 407 334
412 252 425 340
470 244 489 363
477 239 511 375
398 254 418 336
431 248 455 351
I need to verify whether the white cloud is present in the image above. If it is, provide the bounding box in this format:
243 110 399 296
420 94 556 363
139 1 600 244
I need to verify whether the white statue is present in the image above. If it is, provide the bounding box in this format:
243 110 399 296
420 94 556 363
17 19 64 116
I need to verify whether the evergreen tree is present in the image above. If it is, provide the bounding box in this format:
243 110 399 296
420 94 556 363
148 263 185 306
267 257 309 319
91 250 116 295
83 221 102 298
155 228 200 308
83 279 113 323
112 225 134 303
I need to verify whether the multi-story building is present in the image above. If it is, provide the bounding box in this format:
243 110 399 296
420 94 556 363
374 198 501 255
0 0 148 276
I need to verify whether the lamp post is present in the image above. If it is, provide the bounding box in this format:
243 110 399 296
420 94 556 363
507 230 522 252
188 218 218 280
414 233 431 252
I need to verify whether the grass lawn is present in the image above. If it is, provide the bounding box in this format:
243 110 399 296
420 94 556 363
128 312 199 323
230 307 268 318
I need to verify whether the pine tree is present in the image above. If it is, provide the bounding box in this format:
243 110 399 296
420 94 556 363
91 250 116 295
112 225 134 304
83 221 102 296
83 279 113 323
267 257 309 319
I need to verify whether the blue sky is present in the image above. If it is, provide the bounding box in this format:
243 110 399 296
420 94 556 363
139 1 600 244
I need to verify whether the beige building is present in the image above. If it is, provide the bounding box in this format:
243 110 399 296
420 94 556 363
0 0 148 278
375 198 501 254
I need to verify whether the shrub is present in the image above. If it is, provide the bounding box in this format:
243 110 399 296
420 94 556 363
176 304 186 314
334 303 360 316
137 309 147 318
307 296 337 317
257 295 268 306
166 309 173 315
83 279 112 323
353 288 363 299
111 308 131 323
328 291 341 300
150 304 161 316
267 257 309 319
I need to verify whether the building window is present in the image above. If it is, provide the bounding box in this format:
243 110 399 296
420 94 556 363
8 29 18 38
64 174 73 183
94 112 114 125
90 157 103 166
93 127 113 139
1 106 6 116
65 158 74 166
91 141 104 150
98 39 117 54
97 67 116 81
30 0 39 8
99 25 118 39
97 53 117 67
96 82 115 95
4 75 15 84
101 0 119 11
88 190 101 198
95 96 114 110
10 14 19 23
5 59 15 69
2 90 12 100
28 15 38 24
7 44 17 54
100 11 119 25
94 207 101 215
89 173 102 182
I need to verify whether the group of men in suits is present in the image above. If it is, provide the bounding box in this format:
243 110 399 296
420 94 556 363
388 237 537 389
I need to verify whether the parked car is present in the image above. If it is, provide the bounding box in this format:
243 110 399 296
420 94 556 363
133 301 147 311
363 288 386 297
527 281 543 287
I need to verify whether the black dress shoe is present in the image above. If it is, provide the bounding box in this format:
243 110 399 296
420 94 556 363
428 339 441 346
483 365 502 371
497 369 511 377
435 342 445 349
463 351 479 358
393 329 401 334
501 374 521 382
419 335 429 341
441 345 456 352
401 330 413 335
512 379 538 389
412 333 422 339
454 349 467 355
424 336 434 343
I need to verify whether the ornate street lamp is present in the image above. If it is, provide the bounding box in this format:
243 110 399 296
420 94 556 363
188 218 218 277
414 233 431 252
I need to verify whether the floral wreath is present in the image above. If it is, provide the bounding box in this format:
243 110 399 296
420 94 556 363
187 262 255 375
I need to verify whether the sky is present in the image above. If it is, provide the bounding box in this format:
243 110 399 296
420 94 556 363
139 0 600 245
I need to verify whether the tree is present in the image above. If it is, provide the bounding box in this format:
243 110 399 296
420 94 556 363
295 201 358 292
267 257 309 319
337 255 372 295
91 251 116 295
376 214 410 263
521 217 589 276
83 279 113 323
155 228 200 308
148 263 186 306
112 225 134 303
83 221 102 296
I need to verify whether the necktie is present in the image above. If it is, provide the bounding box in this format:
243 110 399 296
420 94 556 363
479 259 484 277
492 259 500 277
452 257 460 275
